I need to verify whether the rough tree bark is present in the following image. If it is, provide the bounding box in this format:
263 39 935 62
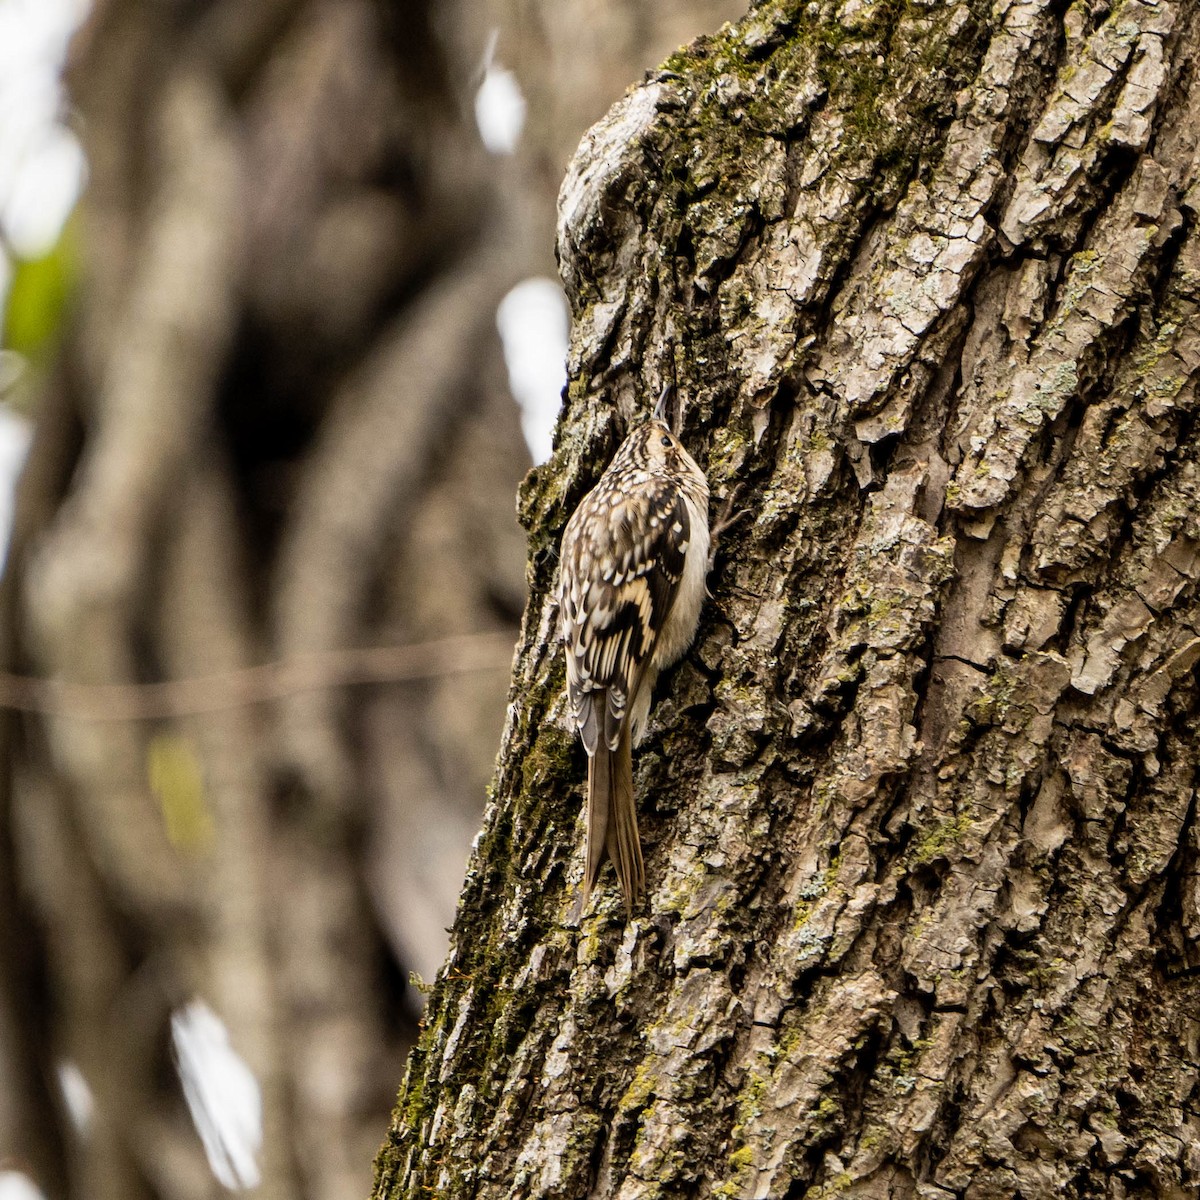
375 0 1200 1196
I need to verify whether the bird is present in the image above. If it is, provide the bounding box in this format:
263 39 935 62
558 386 710 914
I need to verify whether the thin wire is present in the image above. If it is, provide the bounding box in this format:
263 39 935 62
0 631 518 723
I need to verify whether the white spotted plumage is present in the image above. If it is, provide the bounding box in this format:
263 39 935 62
558 414 709 912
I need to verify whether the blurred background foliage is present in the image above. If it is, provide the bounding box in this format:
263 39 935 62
3 223 76 376
0 1 745 1199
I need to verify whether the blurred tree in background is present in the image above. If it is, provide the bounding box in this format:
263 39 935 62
0 1 744 1198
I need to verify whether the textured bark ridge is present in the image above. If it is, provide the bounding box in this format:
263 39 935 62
376 0 1200 1196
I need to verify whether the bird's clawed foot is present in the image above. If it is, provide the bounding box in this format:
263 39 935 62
708 485 751 573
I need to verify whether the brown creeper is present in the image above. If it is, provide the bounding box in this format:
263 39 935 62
558 392 710 913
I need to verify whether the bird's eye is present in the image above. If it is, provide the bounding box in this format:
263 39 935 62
660 435 672 447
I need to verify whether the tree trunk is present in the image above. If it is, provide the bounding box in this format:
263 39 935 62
375 0 1200 1196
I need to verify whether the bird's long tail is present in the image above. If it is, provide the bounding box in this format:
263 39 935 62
581 724 643 914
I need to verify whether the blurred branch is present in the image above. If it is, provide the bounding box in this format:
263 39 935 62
270 248 513 805
159 460 294 1200
16 58 244 937
0 631 517 721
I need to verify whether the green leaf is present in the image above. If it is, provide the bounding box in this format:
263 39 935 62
147 733 215 854
3 218 77 360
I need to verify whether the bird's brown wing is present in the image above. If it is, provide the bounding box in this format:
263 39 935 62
559 481 690 753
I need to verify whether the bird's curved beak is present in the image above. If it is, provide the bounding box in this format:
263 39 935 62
654 382 675 427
